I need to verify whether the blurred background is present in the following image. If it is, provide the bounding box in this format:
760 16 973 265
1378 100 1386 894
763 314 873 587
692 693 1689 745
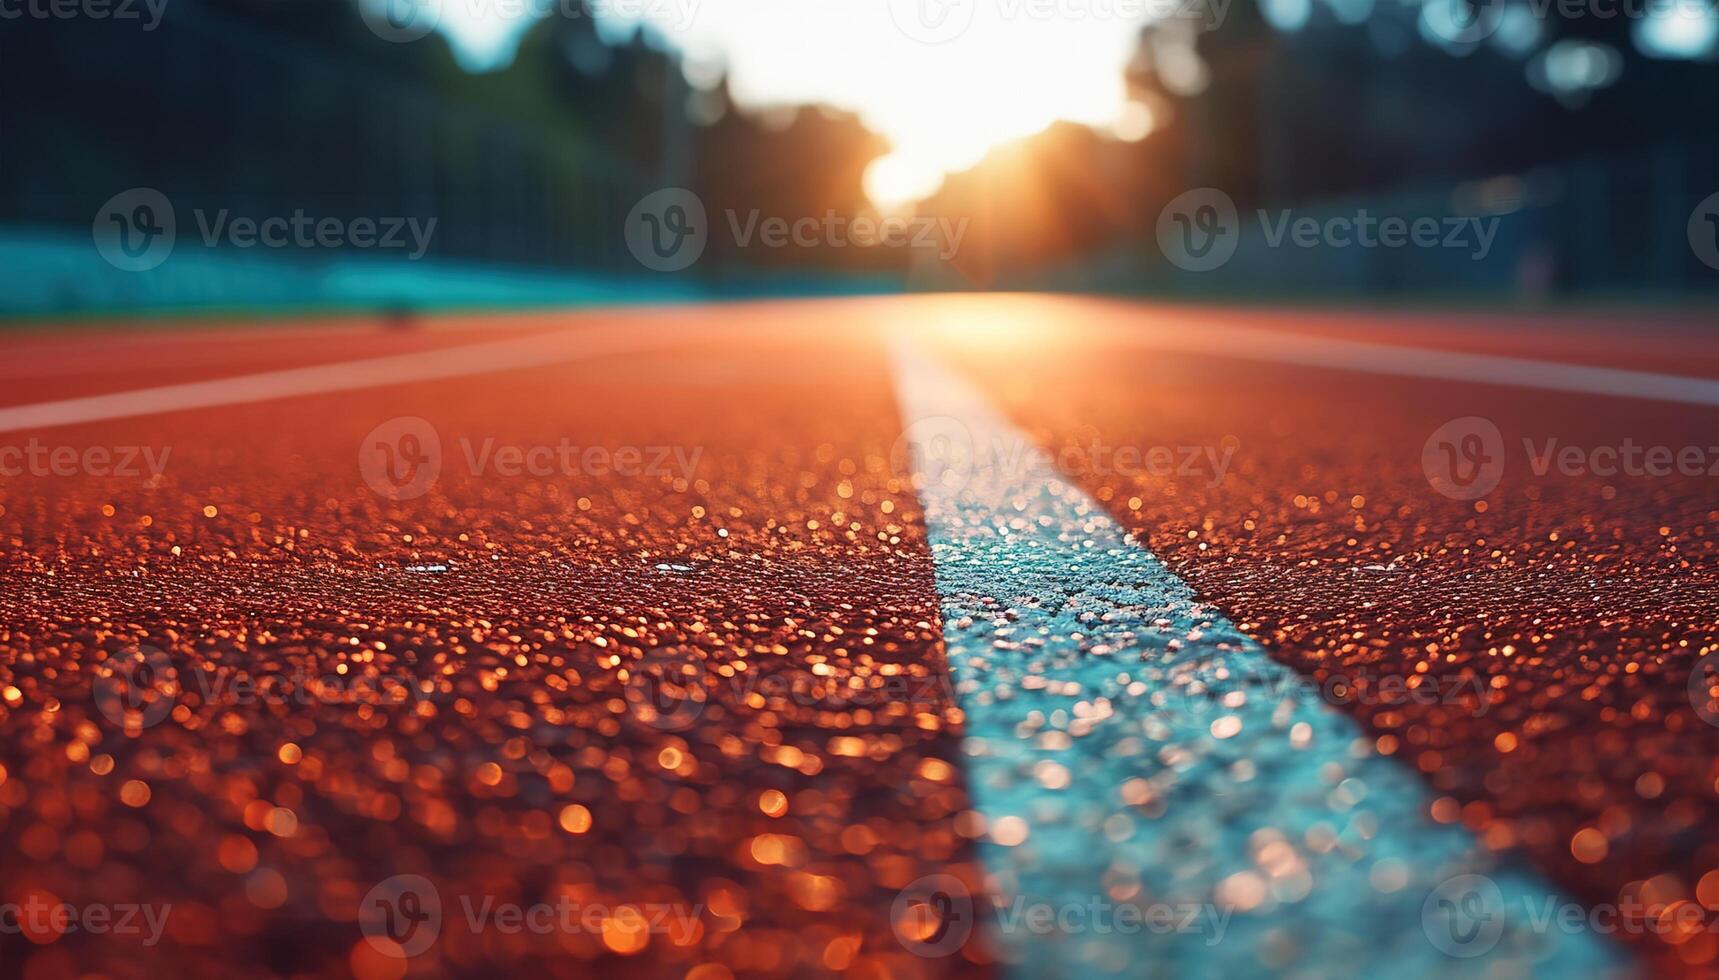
4 0 1719 317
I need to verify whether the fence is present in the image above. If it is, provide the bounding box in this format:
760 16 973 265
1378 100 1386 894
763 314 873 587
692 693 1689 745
1039 142 1719 302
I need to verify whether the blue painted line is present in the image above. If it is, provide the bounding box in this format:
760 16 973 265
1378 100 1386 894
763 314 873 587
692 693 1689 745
890 338 1629 979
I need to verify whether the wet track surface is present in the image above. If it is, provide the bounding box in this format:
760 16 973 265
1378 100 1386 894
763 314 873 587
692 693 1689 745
0 296 1715 979
933 297 1719 978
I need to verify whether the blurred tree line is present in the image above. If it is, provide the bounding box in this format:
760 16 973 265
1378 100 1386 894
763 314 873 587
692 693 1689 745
4 0 1717 292
0 0 893 276
924 0 1719 293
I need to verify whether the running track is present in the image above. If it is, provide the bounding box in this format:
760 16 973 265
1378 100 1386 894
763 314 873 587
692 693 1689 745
0 296 1715 979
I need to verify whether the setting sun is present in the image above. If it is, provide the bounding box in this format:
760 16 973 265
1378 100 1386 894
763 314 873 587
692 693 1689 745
613 0 1162 206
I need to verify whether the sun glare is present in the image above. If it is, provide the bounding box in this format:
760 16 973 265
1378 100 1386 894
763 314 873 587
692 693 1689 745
864 151 950 211
611 0 1157 206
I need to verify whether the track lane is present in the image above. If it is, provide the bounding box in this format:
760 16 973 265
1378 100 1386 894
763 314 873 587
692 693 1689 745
3 295 1715 978
927 299 1719 976
0 309 985 979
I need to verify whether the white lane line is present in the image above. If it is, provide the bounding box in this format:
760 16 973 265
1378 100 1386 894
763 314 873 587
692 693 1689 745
0 324 697 434
890 337 1626 978
10 298 1714 437
1132 311 1719 407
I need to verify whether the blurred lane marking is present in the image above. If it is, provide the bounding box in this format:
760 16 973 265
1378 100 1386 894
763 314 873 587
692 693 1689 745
1156 317 1719 406
0 325 693 434
890 336 1626 977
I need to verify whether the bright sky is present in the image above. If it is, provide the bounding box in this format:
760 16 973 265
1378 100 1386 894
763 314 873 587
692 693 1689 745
433 0 1161 206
